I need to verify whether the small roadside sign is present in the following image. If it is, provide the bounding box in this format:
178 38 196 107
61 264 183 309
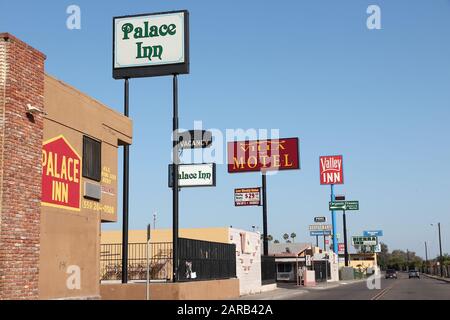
310 230 331 236
314 216 327 223
363 230 383 237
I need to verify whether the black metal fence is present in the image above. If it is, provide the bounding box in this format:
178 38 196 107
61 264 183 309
100 242 172 281
177 238 236 282
261 256 276 285
100 238 236 282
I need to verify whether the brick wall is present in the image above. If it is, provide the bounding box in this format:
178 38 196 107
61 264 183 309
0 33 45 300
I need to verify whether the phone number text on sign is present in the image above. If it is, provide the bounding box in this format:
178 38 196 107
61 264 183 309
234 188 261 207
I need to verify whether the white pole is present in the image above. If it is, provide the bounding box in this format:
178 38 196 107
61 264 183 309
146 239 150 300
146 223 151 301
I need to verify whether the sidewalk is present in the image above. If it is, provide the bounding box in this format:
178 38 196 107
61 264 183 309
239 279 366 300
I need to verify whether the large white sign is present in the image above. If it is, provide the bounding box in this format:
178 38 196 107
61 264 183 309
113 10 189 79
169 164 216 188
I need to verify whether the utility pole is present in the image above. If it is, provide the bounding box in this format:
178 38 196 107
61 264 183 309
438 222 444 277
406 249 410 272
431 223 444 277
425 241 428 273
153 212 157 230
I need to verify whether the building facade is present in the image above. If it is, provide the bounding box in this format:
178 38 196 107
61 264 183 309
0 33 132 300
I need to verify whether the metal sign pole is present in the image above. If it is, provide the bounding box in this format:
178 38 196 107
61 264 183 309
122 78 130 284
343 210 349 267
262 173 268 256
172 74 179 282
331 184 338 254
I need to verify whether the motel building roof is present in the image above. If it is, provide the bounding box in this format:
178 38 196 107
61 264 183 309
267 243 314 258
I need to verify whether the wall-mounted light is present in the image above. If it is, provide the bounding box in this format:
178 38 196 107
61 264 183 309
26 104 47 116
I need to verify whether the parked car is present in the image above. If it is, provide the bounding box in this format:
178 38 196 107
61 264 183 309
409 270 420 279
385 269 398 279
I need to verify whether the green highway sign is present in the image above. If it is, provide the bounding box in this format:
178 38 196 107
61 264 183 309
329 200 359 211
346 201 359 210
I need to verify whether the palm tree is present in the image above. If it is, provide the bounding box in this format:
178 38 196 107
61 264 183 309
290 232 297 243
283 233 289 243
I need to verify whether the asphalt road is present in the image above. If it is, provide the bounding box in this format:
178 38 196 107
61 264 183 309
292 272 450 300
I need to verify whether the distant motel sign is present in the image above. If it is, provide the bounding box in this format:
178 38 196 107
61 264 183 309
227 138 300 173
352 236 378 246
234 188 261 207
42 136 81 211
320 155 344 185
309 224 332 231
113 10 189 79
363 230 384 237
168 163 216 188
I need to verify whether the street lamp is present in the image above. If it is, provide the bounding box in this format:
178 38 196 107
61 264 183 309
431 223 444 277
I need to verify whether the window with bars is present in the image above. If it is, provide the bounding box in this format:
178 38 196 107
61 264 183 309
82 136 101 182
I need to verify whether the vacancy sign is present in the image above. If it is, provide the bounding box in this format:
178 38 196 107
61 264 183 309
42 136 81 211
113 10 189 79
234 188 261 207
227 138 300 173
320 155 344 185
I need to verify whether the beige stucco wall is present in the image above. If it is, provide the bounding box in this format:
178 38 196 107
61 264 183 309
229 228 262 295
101 227 230 244
100 279 240 300
39 74 132 300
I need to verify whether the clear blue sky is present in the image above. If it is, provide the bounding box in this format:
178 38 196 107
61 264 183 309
2 0 450 258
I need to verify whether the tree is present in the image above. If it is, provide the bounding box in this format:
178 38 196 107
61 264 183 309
274 240 280 244
290 233 297 243
267 234 273 242
283 233 289 243
378 242 389 270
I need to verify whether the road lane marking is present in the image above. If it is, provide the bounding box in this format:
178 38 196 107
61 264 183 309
371 285 394 300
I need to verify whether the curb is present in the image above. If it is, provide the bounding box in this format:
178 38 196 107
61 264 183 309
423 273 450 283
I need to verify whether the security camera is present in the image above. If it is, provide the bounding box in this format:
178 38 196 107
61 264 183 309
26 104 47 116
